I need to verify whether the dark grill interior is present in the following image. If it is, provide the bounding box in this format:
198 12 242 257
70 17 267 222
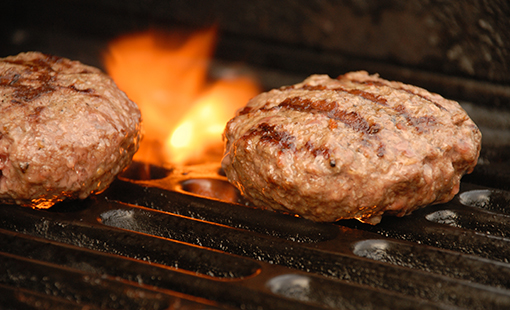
2 1 510 309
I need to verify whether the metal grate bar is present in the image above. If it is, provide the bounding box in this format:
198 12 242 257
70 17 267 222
2 162 510 309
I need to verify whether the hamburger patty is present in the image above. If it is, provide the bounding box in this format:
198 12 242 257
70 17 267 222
222 71 481 224
0 52 142 208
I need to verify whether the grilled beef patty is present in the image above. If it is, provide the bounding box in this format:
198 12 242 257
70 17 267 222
0 52 142 208
222 71 481 224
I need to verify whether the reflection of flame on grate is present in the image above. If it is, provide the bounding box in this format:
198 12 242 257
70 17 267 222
103 27 261 166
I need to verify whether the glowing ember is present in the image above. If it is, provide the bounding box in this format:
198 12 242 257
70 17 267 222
104 27 261 165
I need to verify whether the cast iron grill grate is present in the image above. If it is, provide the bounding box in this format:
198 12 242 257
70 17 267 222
2 148 510 310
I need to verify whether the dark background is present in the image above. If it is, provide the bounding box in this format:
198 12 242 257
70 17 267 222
1 0 509 108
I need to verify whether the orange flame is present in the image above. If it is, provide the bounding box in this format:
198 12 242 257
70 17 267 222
103 27 260 165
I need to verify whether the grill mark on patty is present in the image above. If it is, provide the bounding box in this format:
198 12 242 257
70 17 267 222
281 84 437 134
68 84 95 94
244 123 342 163
244 123 296 151
243 121 385 164
277 97 381 135
1 54 98 104
257 96 387 157
0 70 57 103
4 54 69 71
242 123 333 160
303 84 389 106
393 104 437 133
349 79 447 111
305 141 331 160
28 106 46 122
238 106 253 115
248 84 436 159
281 84 388 106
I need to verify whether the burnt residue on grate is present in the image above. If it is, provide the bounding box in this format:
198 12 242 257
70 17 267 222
2 160 510 309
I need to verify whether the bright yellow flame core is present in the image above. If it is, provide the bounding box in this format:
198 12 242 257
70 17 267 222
166 77 259 164
170 121 194 148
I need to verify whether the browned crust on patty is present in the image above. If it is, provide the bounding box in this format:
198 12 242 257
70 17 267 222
0 52 142 207
222 71 481 224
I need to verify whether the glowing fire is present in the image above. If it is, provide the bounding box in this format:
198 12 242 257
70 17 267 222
104 27 261 165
